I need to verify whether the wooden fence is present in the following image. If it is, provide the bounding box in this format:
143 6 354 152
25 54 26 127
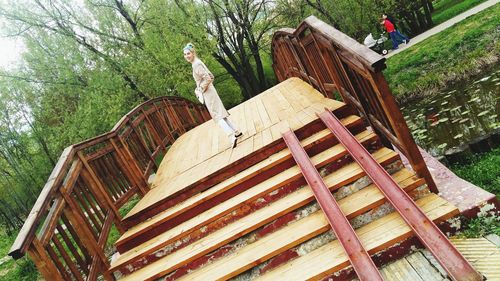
8 97 209 280
271 16 436 192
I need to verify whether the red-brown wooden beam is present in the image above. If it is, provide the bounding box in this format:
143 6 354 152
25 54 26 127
282 130 383 281
318 110 482 281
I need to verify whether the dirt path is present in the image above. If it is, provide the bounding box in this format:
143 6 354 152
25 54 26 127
386 0 499 58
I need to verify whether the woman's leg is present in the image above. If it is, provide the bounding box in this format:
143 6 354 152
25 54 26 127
389 31 399 49
218 119 238 148
223 118 241 136
395 30 409 43
217 119 235 135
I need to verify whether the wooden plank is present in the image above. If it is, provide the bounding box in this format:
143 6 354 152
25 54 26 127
270 120 290 141
273 89 295 121
244 98 257 136
260 91 281 125
115 125 365 251
261 128 273 146
117 148 405 280
256 194 458 281
381 257 425 281
111 145 398 271
252 131 263 155
251 98 265 134
124 80 351 222
279 85 303 112
229 135 254 163
404 252 447 281
210 127 220 158
256 97 273 129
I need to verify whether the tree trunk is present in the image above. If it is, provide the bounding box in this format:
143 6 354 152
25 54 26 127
415 10 426 32
421 0 433 28
427 0 434 12
401 11 420 35
305 0 339 28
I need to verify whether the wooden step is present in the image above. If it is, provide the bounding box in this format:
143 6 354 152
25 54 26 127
255 194 458 281
110 134 389 272
175 194 457 281
116 150 409 280
115 116 368 252
122 103 357 227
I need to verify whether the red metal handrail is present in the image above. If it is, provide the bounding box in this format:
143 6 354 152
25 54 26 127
282 130 383 281
318 109 482 281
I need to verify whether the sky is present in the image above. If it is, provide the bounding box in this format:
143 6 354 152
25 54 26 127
0 35 25 70
0 0 25 70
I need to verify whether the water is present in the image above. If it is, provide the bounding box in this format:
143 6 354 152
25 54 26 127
401 66 500 156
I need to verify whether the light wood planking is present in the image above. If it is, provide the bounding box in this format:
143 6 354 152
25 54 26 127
180 193 452 281
256 194 458 281
124 77 344 221
111 130 384 269
118 150 410 281
119 119 362 247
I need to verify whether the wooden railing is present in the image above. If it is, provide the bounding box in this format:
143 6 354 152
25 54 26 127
272 16 437 192
8 96 209 280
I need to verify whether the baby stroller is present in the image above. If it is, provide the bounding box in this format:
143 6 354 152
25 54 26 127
364 33 388 55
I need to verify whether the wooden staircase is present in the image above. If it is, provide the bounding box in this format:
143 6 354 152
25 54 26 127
10 16 488 281
109 106 460 280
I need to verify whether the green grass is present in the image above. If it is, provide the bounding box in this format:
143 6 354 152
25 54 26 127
458 215 500 238
106 195 141 253
385 4 499 104
0 231 41 281
450 148 500 196
432 0 488 25
450 148 500 238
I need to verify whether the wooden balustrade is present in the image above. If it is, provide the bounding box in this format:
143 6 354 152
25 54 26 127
271 16 436 192
8 97 209 280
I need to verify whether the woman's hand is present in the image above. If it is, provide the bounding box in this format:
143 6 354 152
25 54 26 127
195 87 204 104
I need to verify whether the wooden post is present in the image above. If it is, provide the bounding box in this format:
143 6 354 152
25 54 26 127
367 71 437 192
78 151 125 233
28 239 65 281
163 99 186 134
141 108 165 152
110 137 149 195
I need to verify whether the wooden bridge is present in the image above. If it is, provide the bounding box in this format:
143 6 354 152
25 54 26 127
9 16 493 281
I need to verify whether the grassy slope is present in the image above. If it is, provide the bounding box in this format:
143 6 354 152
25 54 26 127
451 148 500 197
451 148 500 237
432 0 488 25
385 4 499 103
0 231 40 281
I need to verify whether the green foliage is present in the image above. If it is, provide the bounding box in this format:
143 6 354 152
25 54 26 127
432 0 487 25
458 215 500 238
0 231 41 281
450 148 500 196
451 148 499 238
385 4 500 102
106 195 142 252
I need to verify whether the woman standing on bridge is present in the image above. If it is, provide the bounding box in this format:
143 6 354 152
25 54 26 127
183 43 242 148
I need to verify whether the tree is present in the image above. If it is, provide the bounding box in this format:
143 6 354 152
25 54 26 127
304 0 434 40
174 0 278 99
0 0 246 232
0 0 153 101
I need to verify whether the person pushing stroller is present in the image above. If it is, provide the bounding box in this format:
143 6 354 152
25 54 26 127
381 14 410 50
